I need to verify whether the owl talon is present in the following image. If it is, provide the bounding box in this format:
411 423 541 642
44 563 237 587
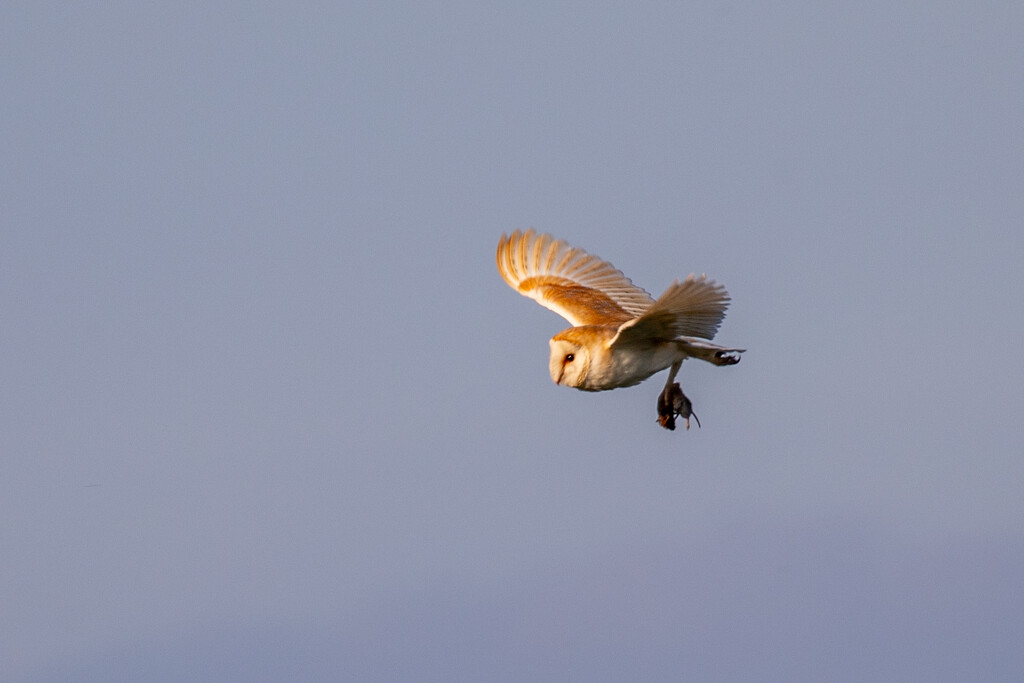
713 351 741 366
657 386 677 430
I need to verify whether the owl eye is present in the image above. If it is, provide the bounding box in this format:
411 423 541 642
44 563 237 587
565 353 575 362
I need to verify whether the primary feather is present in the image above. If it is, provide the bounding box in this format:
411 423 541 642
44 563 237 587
609 274 730 347
496 229 655 326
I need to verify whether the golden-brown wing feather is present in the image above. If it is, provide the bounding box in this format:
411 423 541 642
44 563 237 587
610 274 730 346
496 229 655 326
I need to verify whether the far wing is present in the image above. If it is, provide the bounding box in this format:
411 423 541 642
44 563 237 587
610 274 730 346
496 229 655 327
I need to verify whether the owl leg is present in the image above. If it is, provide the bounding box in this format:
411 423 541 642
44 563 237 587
675 338 745 366
657 362 701 431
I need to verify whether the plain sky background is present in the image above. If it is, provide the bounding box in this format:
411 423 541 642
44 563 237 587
3 2 1023 680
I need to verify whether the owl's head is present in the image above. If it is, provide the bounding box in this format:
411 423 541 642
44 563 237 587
549 337 589 387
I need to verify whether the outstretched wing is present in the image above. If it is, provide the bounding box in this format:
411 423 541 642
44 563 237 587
611 274 730 346
496 229 655 327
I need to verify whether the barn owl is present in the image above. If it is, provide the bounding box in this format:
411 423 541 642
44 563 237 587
496 229 744 430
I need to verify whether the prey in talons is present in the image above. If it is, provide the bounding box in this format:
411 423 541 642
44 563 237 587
657 382 701 431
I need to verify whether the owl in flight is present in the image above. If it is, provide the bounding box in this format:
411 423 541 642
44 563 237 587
496 229 744 430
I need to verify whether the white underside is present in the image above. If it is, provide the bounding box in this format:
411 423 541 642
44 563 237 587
578 337 743 392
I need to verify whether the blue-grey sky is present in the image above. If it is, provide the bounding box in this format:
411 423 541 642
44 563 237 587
3 2 1023 681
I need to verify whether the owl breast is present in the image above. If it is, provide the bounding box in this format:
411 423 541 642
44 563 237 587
577 340 682 391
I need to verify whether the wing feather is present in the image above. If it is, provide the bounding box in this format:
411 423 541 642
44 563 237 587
611 274 731 346
496 229 655 326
